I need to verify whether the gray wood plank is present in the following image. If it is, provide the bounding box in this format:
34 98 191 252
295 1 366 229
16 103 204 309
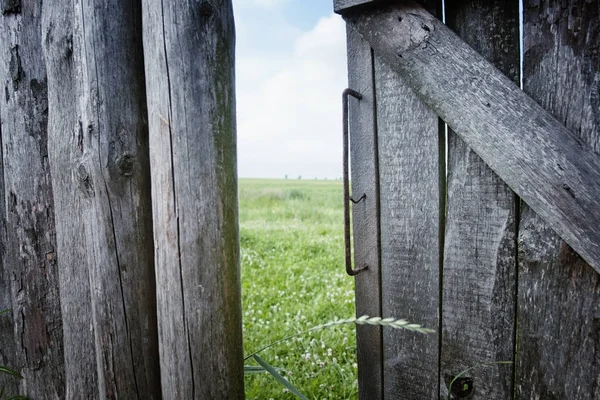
376 53 441 400
346 26 383 400
42 3 100 396
517 1 600 399
440 2 519 399
0 91 19 399
334 0 440 14
344 2 600 273
334 0 378 14
42 0 161 398
0 2 65 398
141 0 244 398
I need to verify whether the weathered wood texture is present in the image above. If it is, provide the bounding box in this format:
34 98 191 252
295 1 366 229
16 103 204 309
440 2 519 398
375 52 441 400
334 0 440 14
0 98 18 398
335 0 379 14
0 1 65 398
344 2 600 273
346 27 383 400
347 2 444 398
142 0 244 398
517 1 600 398
42 0 161 398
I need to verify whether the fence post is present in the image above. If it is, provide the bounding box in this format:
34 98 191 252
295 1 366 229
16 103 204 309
0 94 18 398
141 0 244 398
517 1 600 398
42 0 161 398
0 2 66 398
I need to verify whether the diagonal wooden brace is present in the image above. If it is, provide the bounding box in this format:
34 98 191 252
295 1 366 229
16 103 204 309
343 1 600 273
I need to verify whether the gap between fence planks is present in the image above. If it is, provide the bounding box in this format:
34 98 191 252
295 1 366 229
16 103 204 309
343 1 600 274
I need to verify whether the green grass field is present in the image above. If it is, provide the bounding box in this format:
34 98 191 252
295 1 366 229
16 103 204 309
240 178 358 399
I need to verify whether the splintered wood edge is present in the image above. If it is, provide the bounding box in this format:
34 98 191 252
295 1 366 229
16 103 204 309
334 0 378 14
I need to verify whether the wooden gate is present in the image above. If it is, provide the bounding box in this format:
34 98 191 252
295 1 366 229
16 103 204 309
338 1 600 399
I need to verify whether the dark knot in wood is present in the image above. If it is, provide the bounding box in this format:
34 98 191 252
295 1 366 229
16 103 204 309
64 35 73 59
562 183 576 199
198 1 214 17
76 164 95 197
2 0 21 15
117 154 135 176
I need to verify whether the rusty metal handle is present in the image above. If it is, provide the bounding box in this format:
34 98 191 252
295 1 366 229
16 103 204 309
343 88 368 276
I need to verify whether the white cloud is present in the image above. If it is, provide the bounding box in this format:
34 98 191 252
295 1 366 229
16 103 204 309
236 13 347 179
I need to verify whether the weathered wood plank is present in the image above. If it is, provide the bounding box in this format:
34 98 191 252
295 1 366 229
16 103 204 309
0 2 65 398
344 2 600 273
366 3 443 398
42 0 161 398
334 0 440 14
141 0 244 398
0 100 19 399
42 4 98 396
346 26 383 400
42 5 98 398
335 0 378 14
376 52 441 400
517 1 600 398
440 2 519 399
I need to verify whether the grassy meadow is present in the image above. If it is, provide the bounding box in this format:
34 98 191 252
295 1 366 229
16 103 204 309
239 178 358 399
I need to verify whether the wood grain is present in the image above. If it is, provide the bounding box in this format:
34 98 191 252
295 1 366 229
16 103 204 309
141 0 244 398
346 26 383 400
42 0 161 398
440 2 519 399
335 0 441 14
0 92 18 398
334 0 379 14
0 1 65 398
344 2 600 273
375 53 441 400
517 1 600 398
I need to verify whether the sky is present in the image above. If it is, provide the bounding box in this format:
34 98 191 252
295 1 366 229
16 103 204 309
233 0 348 179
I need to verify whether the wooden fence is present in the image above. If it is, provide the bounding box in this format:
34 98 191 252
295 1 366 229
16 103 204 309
1 0 598 399
338 0 600 399
0 0 242 399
